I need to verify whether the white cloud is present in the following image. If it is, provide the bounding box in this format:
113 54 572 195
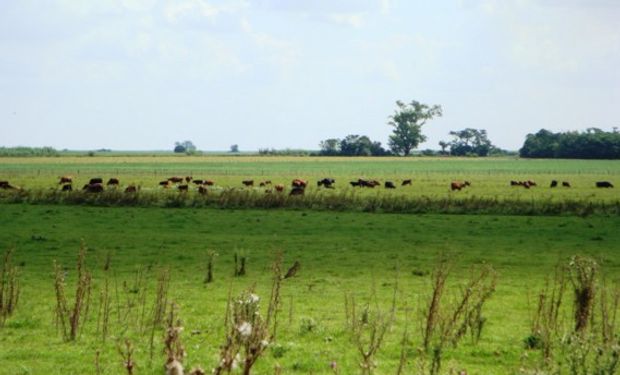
328 12 365 28
240 18 300 69
164 0 248 23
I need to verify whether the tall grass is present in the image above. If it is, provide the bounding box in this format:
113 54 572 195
1 188 619 216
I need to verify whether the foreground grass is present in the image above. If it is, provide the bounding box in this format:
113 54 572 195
1 204 619 374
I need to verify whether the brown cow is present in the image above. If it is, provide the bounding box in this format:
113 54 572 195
192 179 204 185
58 176 72 184
185 176 193 183
107 178 120 186
198 185 208 195
562 181 571 187
274 184 285 192
292 179 307 188
242 180 254 187
450 181 471 191
159 180 171 188
125 185 138 193
178 184 189 192
402 179 412 186
83 183 104 193
168 176 184 183
204 180 215 186
89 177 103 185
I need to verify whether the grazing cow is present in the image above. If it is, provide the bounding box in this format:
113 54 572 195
317 178 335 188
522 181 531 189
83 183 104 193
562 181 571 188
289 186 305 196
527 180 537 187
178 184 189 192
0 181 18 190
204 180 215 186
385 181 396 189
451 181 471 191
510 180 520 186
125 185 138 193
550 180 558 188
402 179 412 186
358 179 379 188
185 176 192 183
198 185 208 195
350 181 361 187
259 180 272 187
61 184 73 192
168 176 184 184
242 180 254 187
58 176 72 184
274 184 285 193
107 178 120 186
596 181 614 188
159 180 171 188
292 179 308 188
89 177 103 185
192 179 204 185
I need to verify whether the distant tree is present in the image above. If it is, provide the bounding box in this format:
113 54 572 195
174 140 196 154
230 144 239 153
438 141 449 155
447 128 494 156
340 135 372 156
388 100 442 156
319 138 340 156
319 135 389 156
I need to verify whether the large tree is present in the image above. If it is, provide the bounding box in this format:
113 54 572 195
388 100 442 156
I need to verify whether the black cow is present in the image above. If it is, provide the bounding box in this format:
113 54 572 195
550 180 558 188
385 181 396 189
61 184 73 191
289 186 305 196
317 178 335 188
242 180 254 187
107 178 120 186
596 181 614 188
350 181 361 187
89 177 103 185
562 181 571 187
83 183 104 193
402 179 412 186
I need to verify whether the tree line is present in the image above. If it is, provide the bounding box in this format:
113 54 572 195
519 128 620 159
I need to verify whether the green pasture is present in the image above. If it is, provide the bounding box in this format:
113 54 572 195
1 204 619 374
1 156 619 204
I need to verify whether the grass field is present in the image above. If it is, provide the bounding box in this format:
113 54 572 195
1 156 619 374
1 204 619 374
1 156 619 213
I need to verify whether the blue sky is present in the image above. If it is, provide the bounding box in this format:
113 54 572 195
1 0 619 151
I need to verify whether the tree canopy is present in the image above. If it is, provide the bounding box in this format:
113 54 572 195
388 100 442 156
446 128 495 156
174 140 197 154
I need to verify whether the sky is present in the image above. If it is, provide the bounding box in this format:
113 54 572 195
1 0 619 151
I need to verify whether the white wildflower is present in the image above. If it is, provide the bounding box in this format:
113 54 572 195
237 321 252 337
247 293 260 304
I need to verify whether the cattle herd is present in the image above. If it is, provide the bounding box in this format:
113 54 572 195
0 176 615 196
